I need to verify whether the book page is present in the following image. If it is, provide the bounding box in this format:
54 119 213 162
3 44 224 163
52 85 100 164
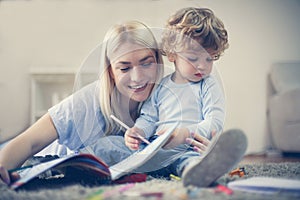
109 122 178 180
228 177 300 194
10 153 110 190
10 155 76 189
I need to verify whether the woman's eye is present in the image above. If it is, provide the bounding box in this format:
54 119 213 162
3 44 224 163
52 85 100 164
120 67 130 72
141 61 154 67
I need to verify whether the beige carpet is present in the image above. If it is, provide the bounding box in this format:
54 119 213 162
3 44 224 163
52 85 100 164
1 162 300 200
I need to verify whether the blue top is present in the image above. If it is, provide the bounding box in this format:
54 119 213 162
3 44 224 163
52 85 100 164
135 73 225 139
48 80 123 151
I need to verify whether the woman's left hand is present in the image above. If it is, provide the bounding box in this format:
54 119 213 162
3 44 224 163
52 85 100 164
186 130 216 154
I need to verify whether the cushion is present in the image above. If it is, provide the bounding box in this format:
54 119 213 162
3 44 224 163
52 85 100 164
270 62 300 93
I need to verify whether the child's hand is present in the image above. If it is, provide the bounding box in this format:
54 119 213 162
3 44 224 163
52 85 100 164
124 127 145 150
186 130 217 154
157 127 190 149
0 164 20 185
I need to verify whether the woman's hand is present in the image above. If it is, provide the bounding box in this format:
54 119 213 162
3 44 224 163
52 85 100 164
124 127 146 150
0 164 20 185
0 164 10 184
186 130 217 154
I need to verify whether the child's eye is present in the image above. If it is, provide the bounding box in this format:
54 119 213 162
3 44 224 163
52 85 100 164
206 57 214 62
187 57 198 62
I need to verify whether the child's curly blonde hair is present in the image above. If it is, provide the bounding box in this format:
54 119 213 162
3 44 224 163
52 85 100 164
161 7 229 60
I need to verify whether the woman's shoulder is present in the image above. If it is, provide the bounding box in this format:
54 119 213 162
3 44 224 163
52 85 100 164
74 80 100 96
51 80 100 112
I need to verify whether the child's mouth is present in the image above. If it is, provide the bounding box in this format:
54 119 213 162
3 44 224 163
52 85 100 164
195 73 203 78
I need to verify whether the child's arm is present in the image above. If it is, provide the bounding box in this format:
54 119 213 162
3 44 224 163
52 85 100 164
0 113 58 184
186 76 225 139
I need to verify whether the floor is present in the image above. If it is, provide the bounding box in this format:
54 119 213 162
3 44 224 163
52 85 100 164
240 152 300 164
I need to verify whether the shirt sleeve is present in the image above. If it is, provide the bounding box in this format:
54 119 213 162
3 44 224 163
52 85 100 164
134 85 162 138
186 76 225 139
48 81 107 150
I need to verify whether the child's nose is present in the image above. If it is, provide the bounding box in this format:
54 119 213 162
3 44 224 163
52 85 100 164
196 63 207 71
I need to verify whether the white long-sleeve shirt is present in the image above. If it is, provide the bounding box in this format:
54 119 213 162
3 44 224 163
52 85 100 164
135 73 225 139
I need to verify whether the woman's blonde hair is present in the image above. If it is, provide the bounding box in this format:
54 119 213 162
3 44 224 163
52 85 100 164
161 7 229 60
99 21 164 135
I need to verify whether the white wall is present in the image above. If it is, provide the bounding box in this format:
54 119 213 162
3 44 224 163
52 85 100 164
0 0 300 154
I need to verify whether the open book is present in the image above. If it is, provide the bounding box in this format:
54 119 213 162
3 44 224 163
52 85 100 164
10 122 178 190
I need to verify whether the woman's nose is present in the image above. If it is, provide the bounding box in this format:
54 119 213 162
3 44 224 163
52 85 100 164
131 67 143 82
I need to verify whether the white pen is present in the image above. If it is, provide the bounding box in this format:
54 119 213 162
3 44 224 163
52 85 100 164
110 114 150 144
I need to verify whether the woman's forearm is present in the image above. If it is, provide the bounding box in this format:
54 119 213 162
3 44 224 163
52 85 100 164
0 113 58 170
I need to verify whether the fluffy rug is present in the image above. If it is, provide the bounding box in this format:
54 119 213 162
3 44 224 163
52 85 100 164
1 162 300 200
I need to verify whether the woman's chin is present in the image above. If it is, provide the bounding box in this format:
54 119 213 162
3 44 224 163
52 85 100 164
132 90 151 102
131 94 149 103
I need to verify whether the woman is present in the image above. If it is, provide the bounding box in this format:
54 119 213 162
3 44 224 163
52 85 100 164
0 20 164 184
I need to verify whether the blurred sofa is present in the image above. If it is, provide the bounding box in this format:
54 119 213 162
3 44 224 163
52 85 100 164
267 62 300 153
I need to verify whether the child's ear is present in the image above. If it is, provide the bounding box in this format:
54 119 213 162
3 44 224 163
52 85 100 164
168 54 176 62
